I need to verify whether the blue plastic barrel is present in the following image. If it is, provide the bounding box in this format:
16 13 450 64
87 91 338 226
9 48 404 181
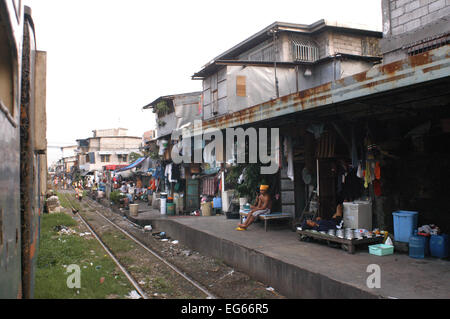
409 230 426 259
430 234 449 258
392 211 418 243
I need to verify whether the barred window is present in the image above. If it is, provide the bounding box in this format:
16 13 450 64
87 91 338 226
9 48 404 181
292 39 319 62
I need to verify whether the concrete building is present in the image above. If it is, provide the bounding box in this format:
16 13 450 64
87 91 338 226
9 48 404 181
143 92 202 140
192 20 382 121
60 145 78 174
380 0 450 64
76 128 142 173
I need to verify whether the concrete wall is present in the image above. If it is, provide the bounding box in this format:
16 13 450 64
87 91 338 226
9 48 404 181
33 51 47 153
381 0 450 63
93 128 129 137
77 136 141 172
388 0 449 36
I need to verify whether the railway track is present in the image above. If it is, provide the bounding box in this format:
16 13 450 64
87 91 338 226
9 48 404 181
60 191 217 299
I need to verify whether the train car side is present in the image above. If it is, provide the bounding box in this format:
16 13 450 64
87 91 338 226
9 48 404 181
0 1 47 299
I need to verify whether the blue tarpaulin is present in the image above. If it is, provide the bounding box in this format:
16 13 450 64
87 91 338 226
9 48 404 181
115 157 146 172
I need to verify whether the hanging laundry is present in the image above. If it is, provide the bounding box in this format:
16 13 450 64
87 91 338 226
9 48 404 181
202 177 216 196
364 161 371 189
357 162 364 179
172 164 181 181
351 126 359 169
375 161 381 180
373 180 382 196
285 137 294 182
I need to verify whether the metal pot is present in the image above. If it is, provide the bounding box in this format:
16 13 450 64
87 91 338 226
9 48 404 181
336 229 345 238
327 229 336 236
354 230 363 239
345 229 355 240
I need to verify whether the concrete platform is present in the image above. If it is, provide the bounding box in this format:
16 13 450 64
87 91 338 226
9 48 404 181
125 201 450 299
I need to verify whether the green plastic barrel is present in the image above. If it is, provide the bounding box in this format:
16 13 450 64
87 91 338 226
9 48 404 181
166 203 176 216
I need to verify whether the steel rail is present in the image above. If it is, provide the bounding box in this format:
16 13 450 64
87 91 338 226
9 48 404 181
60 192 148 299
82 195 217 299
64 190 217 299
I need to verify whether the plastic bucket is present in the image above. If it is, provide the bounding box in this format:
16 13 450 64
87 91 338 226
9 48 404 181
166 203 175 216
129 204 139 217
160 193 168 215
392 211 418 243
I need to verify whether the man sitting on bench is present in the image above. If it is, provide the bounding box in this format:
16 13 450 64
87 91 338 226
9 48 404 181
236 185 272 231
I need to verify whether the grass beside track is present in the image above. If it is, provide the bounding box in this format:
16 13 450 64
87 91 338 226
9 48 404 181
34 194 134 299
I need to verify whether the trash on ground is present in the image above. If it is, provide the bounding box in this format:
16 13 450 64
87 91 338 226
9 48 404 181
79 232 91 237
144 225 152 232
171 240 179 244
266 287 275 292
125 290 142 299
54 225 77 236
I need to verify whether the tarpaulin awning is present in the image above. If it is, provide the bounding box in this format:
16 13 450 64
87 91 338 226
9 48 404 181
115 157 146 172
104 165 127 171
81 171 94 176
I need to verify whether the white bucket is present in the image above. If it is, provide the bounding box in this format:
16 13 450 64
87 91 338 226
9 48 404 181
160 198 167 215
160 193 168 215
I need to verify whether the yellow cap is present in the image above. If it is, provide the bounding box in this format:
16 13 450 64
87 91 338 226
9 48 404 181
260 185 269 191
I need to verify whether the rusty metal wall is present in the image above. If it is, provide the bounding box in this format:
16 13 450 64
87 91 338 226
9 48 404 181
0 0 23 299
20 11 41 299
0 2 44 299
0 95 22 299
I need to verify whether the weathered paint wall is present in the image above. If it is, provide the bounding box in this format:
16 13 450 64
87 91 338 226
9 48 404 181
0 87 22 299
0 0 23 299
78 136 142 172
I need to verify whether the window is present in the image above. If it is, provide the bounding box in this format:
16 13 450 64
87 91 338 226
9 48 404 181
236 76 246 97
292 39 319 62
101 155 110 163
118 154 128 162
212 90 218 114
0 24 14 116
249 44 275 62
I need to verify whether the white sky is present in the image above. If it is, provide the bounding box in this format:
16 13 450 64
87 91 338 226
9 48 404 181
23 0 383 165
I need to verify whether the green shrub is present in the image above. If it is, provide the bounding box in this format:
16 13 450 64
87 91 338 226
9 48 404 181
109 190 123 204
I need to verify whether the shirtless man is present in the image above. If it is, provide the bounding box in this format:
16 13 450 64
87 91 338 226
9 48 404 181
236 185 272 230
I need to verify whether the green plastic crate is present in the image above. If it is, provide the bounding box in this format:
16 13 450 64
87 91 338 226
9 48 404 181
369 244 394 256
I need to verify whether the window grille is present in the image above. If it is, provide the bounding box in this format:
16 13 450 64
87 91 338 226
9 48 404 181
292 39 319 62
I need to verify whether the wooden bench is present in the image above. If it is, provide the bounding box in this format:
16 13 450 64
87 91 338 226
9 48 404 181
240 210 293 232
296 229 384 254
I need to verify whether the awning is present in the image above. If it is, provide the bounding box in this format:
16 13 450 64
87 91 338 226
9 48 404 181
104 164 127 171
115 157 146 172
